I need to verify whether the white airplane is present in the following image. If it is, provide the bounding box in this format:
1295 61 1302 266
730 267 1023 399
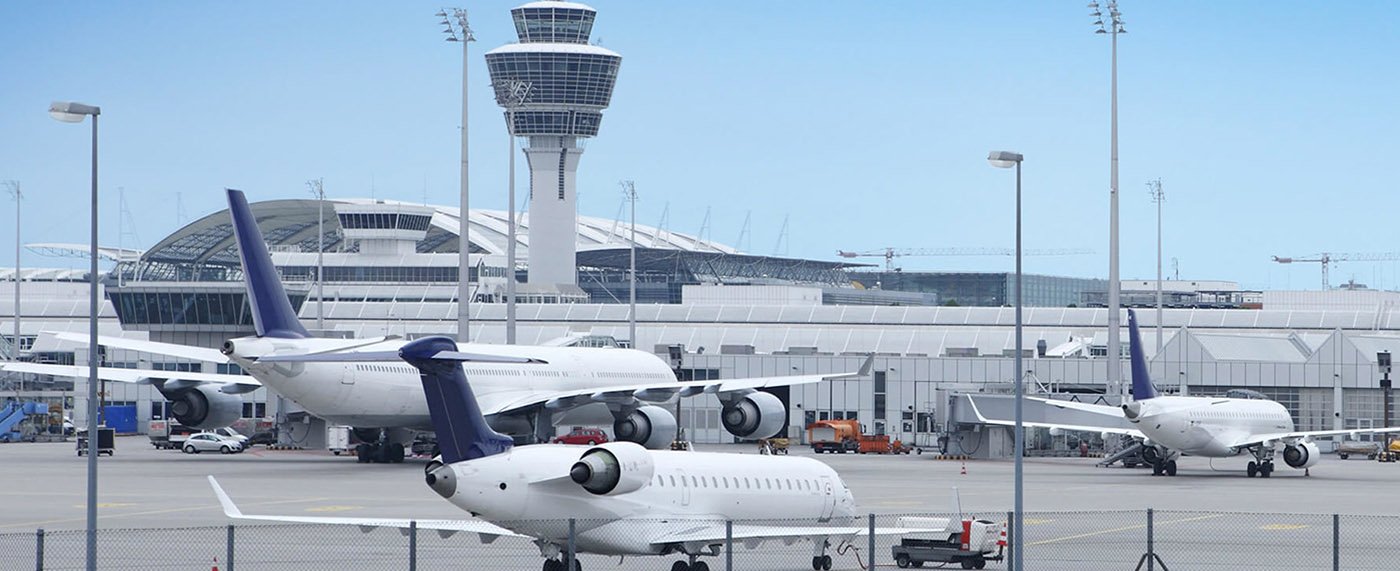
5 189 864 462
974 309 1400 478
209 335 923 571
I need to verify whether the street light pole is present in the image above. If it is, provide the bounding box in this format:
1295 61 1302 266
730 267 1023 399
440 8 475 343
621 181 638 346
307 179 326 331
493 80 532 345
50 99 101 571
1091 1 1126 398
988 150 1024 571
1149 179 1164 354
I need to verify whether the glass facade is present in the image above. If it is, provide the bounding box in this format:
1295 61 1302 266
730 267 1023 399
485 51 622 134
336 213 432 232
851 272 1107 307
108 291 306 326
512 6 595 44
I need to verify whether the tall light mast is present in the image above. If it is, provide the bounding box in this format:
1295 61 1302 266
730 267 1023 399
439 7 475 342
1091 0 1126 397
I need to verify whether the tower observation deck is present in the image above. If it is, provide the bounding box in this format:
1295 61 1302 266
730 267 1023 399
485 1 621 290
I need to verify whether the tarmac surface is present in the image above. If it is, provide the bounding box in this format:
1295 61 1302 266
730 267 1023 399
2 437 1399 570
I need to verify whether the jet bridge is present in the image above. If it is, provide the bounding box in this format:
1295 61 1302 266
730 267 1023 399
945 392 1132 459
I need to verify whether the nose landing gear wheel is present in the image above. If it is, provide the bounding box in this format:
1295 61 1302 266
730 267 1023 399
671 561 688 571
810 554 832 570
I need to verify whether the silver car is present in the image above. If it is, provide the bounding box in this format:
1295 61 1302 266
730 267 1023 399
182 433 244 454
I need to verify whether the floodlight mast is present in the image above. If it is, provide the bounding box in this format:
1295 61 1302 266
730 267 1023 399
440 7 475 342
494 79 533 344
1090 0 1126 398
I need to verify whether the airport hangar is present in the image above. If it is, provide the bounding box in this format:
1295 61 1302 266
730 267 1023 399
5 197 1400 453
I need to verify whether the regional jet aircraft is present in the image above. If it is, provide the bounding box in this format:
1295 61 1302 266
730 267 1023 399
210 335 922 571
971 309 1400 478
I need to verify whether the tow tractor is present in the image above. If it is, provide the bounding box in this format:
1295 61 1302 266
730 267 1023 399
891 516 1006 569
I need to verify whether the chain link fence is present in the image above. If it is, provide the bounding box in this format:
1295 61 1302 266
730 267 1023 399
4 510 1398 571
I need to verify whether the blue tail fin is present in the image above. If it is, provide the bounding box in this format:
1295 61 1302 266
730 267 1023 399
1127 309 1158 400
226 189 310 339
399 336 513 464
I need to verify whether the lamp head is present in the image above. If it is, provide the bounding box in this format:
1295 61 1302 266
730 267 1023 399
987 150 1023 169
49 101 100 123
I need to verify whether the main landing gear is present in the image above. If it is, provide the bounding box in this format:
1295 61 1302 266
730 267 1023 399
354 428 405 464
669 558 710 571
1246 446 1275 478
810 555 833 570
542 558 581 571
1151 459 1178 477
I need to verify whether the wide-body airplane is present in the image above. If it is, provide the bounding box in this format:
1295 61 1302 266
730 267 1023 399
211 335 925 571
974 309 1400 478
6 189 862 462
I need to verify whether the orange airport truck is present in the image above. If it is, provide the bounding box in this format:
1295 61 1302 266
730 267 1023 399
807 420 861 454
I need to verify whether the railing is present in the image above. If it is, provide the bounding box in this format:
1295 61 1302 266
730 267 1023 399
3 510 1397 570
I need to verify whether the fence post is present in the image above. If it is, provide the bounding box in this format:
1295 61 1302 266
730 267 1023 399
567 518 576 570
226 524 235 571
1006 511 1014 564
34 528 44 571
409 520 417 571
725 520 733 571
868 514 876 570
1146 509 1155 571
1332 514 1340 571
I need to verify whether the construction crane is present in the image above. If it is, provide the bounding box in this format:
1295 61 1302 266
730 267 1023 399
1271 252 1400 289
837 247 1095 271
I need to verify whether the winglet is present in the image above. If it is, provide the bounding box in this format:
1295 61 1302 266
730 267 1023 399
226 188 310 339
207 476 244 518
858 354 875 377
1127 309 1158 400
399 336 514 464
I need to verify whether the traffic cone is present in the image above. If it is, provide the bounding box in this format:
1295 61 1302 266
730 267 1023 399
212 556 220 571
960 462 967 476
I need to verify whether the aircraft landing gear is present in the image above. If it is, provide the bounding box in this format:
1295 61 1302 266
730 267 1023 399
1150 459 1178 476
541 558 580 571
670 555 709 571
1247 446 1276 478
810 555 833 570
353 429 406 464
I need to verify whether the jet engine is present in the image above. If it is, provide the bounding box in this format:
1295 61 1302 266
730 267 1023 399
570 442 655 496
167 384 242 429
720 391 785 440
1140 443 1164 465
1283 441 1320 469
613 406 676 450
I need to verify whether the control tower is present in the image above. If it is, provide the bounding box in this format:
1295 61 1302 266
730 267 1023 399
485 1 622 289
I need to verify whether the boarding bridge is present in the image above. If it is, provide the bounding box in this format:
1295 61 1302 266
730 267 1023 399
945 392 1133 459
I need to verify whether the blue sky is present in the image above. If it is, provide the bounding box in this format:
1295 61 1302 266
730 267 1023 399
2 1 1398 290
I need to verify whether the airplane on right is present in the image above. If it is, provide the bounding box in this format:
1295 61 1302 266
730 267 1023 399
978 309 1400 478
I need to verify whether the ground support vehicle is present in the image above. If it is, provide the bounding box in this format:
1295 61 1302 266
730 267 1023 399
75 428 115 456
808 420 861 454
327 425 352 456
759 437 789 454
1376 439 1400 462
891 516 1005 570
147 419 199 450
1338 440 1379 460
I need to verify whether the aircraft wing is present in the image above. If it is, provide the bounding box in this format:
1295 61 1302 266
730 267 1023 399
1026 397 1125 418
0 362 260 393
1228 427 1400 449
47 331 230 363
481 359 871 417
650 521 938 549
207 476 523 542
966 397 1142 437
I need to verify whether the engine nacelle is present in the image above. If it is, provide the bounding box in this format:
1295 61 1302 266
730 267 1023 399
167 384 243 429
1283 441 1320 469
720 391 786 440
570 442 655 496
613 406 676 450
1140 444 1163 465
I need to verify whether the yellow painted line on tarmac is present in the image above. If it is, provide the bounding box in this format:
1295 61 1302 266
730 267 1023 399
1023 518 1053 525
1260 523 1309 531
0 497 331 530
306 505 361 513
1028 514 1224 546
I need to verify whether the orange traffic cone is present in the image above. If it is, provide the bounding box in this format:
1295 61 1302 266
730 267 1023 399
212 556 220 571
960 462 967 476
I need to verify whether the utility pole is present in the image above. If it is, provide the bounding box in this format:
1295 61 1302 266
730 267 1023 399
439 7 475 342
1149 179 1164 353
306 179 326 331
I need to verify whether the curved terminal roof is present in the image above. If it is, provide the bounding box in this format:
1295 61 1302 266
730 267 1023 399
141 198 739 267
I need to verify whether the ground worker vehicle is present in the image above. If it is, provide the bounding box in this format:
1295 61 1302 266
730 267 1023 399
891 516 1005 569
759 437 789 454
1338 440 1379 460
147 419 200 450
1375 438 1400 462
808 420 861 453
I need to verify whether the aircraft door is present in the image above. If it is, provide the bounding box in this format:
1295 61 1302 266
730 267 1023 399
819 475 835 522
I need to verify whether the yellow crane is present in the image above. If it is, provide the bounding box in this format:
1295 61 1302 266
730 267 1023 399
1271 252 1400 289
838 247 1094 271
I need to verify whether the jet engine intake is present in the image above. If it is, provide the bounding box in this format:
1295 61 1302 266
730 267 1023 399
167 384 242 428
612 405 676 450
570 442 655 496
720 391 785 440
1283 441 1320 469
1140 444 1163 465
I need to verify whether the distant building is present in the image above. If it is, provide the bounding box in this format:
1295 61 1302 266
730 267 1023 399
850 271 1105 307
